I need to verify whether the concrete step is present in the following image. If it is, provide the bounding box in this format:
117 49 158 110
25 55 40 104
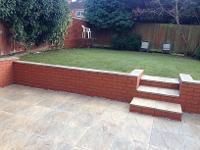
140 75 179 89
130 97 182 121
137 85 180 97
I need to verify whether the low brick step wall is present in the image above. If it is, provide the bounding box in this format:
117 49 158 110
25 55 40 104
136 85 181 104
140 75 179 89
130 97 182 121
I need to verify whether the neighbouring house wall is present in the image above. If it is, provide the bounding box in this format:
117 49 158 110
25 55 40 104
64 18 92 48
0 58 17 87
13 61 143 102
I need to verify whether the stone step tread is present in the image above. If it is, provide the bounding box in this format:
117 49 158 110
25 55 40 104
137 85 180 97
141 75 179 84
130 97 182 114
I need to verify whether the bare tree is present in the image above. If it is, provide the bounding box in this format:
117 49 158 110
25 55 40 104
151 0 200 54
152 0 192 24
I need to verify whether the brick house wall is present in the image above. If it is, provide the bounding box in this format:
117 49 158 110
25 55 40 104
64 18 92 48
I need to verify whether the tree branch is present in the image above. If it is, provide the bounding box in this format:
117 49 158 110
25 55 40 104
155 0 176 18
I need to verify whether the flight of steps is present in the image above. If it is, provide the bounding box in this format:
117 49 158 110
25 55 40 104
130 75 182 121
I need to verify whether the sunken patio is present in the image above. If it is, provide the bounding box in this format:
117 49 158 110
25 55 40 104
0 85 200 150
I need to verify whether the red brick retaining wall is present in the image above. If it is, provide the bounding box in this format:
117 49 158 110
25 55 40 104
1 59 200 114
13 61 143 102
0 58 16 87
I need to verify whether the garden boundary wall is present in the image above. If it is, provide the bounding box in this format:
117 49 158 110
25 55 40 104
93 23 200 54
134 23 200 54
2 20 199 55
0 58 200 114
0 18 89 56
0 22 49 56
0 23 13 55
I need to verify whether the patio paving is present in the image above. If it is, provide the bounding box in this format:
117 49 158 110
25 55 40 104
0 85 200 150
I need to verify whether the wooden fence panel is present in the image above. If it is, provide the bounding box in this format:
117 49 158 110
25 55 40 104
134 23 200 54
0 23 13 55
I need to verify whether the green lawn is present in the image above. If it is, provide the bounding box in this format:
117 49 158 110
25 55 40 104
20 48 200 79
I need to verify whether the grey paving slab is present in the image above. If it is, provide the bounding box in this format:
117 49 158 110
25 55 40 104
153 118 182 134
150 128 184 150
0 84 200 150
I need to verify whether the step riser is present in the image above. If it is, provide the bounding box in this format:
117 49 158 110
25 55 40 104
130 105 182 121
137 92 181 104
140 80 179 89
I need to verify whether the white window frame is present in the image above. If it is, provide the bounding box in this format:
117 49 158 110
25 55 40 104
75 10 84 18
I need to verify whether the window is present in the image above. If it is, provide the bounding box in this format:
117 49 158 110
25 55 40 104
75 10 84 18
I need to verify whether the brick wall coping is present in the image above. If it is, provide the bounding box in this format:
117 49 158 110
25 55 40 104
179 73 200 85
0 57 18 62
12 61 200 85
15 60 142 77
130 69 144 76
